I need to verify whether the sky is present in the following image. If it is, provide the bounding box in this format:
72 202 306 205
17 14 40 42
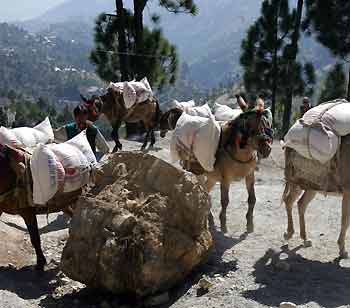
0 0 67 22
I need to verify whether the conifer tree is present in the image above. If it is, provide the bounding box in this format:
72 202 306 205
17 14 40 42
304 0 350 100
240 0 314 129
318 63 347 103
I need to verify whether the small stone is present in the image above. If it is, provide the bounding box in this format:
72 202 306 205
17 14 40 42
275 261 291 272
280 302 297 308
198 278 213 290
144 292 169 306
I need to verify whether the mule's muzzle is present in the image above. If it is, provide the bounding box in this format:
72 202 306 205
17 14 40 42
258 135 272 158
160 130 167 138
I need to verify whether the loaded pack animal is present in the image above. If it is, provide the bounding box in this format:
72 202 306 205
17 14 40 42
282 137 350 259
0 145 81 270
80 88 161 152
159 108 273 233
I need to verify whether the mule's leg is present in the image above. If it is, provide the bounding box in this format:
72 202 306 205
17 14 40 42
150 129 156 148
219 181 230 233
141 130 150 151
111 123 122 152
283 183 302 240
199 175 218 228
245 172 256 233
22 210 46 270
338 192 350 259
297 190 316 247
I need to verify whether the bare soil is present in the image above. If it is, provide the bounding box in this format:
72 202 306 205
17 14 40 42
1 134 350 308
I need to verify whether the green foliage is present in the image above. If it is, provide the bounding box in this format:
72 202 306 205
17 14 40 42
304 0 350 99
240 0 315 131
304 0 350 59
318 63 347 103
90 12 178 88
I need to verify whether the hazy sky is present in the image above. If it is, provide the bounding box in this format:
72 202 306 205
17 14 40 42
0 0 67 22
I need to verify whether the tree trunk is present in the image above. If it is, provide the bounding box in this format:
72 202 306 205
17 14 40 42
271 0 280 126
115 0 129 81
347 66 350 101
133 0 147 80
282 0 304 136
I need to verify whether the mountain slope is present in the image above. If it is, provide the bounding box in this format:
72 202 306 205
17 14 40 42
21 0 334 89
0 23 101 101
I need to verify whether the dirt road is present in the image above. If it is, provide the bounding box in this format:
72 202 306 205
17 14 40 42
1 136 350 308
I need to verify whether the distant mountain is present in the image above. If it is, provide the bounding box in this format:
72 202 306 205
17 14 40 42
0 23 102 101
19 0 335 89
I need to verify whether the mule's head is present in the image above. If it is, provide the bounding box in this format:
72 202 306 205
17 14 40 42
159 107 184 138
80 94 103 122
230 109 273 158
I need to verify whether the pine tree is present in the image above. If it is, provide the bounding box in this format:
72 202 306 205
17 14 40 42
240 0 314 129
304 0 350 100
90 12 178 88
318 63 347 103
282 0 304 135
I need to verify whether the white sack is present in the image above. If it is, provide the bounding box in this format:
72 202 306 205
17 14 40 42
184 104 212 118
302 99 350 136
0 117 54 148
283 120 339 164
214 103 242 121
0 127 17 147
49 143 91 193
123 77 153 109
31 144 66 205
31 130 96 204
65 130 97 167
171 113 220 172
161 99 196 113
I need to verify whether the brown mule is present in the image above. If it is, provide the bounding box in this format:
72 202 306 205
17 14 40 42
159 108 273 233
282 141 350 259
81 88 161 152
0 145 81 270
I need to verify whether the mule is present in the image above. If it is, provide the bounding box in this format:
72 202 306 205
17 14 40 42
159 108 273 233
80 88 161 152
282 140 350 259
0 145 81 270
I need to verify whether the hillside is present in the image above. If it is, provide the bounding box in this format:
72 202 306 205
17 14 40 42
19 0 335 89
0 22 102 102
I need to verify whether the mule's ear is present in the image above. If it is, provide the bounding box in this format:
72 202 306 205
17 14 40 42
80 94 88 103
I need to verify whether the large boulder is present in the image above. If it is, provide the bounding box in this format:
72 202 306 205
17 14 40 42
61 152 213 296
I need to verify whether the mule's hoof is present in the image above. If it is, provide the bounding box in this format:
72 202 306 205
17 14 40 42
221 224 228 234
35 261 46 271
303 240 312 248
112 146 119 153
140 145 147 151
284 232 293 241
340 251 349 259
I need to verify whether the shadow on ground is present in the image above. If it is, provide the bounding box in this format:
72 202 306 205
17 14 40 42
2 214 68 235
0 265 59 300
243 245 350 308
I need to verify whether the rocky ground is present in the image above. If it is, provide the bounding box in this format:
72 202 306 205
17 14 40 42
1 135 350 308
